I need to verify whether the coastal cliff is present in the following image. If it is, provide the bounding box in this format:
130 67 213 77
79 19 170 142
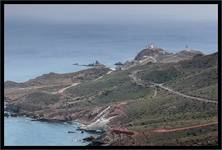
4 47 218 146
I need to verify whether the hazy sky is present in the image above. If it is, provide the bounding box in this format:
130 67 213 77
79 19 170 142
5 4 217 24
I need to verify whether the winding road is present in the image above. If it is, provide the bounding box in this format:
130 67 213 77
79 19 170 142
129 70 218 104
150 82 218 104
57 83 80 94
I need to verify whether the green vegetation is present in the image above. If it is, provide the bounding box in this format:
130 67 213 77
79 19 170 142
139 65 182 83
24 92 59 105
65 70 153 106
122 89 217 131
6 52 218 146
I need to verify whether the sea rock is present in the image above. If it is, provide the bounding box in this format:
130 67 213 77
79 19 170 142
83 136 96 142
67 131 76 134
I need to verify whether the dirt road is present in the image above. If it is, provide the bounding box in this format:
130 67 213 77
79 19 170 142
153 122 218 133
57 82 80 94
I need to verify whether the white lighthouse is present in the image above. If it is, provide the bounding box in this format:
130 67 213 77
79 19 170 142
147 43 155 49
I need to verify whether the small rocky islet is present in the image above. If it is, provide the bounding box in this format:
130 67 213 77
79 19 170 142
4 44 218 146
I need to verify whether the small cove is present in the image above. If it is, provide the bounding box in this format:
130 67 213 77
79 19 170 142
4 116 97 146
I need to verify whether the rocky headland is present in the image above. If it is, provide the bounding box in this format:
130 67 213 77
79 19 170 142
4 46 218 146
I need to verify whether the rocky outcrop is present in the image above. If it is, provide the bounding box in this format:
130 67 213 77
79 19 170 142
134 47 170 61
4 48 217 146
134 47 204 64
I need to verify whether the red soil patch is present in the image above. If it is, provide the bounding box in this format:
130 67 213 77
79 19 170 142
110 127 137 136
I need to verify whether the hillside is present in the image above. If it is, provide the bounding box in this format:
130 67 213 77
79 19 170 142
134 47 203 63
4 48 218 146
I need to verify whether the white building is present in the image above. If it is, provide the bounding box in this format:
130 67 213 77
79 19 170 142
147 43 155 49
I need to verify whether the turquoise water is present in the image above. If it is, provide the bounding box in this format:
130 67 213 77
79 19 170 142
4 117 96 146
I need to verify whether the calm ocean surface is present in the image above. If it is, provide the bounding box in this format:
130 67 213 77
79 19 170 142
4 5 218 146
4 117 96 146
4 6 218 146
5 21 217 82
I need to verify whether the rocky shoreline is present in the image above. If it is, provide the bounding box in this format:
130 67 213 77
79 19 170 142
4 47 218 146
5 111 106 146
4 94 142 146
4 106 112 146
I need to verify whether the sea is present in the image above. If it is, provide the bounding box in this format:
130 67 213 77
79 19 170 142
5 20 217 82
4 18 217 146
4 116 96 146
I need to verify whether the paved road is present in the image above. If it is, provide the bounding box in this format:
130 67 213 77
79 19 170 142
129 70 218 104
151 82 218 104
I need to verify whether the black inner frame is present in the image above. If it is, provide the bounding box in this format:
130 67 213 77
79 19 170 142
0 1 221 149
